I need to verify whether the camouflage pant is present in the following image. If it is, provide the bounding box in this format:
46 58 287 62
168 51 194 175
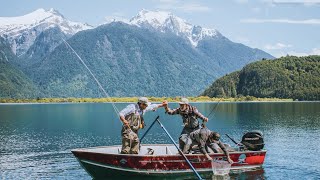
183 137 196 153
121 127 139 154
179 126 200 150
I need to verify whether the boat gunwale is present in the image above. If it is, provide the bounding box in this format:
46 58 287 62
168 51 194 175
71 144 267 157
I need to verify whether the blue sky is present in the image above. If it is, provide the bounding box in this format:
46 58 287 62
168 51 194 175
1 0 319 57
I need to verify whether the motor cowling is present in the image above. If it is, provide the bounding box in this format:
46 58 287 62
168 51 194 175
241 131 264 151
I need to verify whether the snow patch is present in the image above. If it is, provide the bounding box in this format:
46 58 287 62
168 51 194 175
0 8 93 56
105 9 220 46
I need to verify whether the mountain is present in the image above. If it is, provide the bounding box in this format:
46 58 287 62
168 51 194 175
25 10 273 97
201 56 320 100
1 9 274 98
18 26 68 69
0 8 92 56
28 23 216 97
196 37 273 73
128 9 219 47
107 9 274 74
0 37 40 98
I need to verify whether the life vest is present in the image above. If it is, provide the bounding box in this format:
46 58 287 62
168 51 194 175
180 105 199 129
124 108 144 132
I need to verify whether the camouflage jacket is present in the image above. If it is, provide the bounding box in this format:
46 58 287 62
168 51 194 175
190 128 229 156
165 104 207 129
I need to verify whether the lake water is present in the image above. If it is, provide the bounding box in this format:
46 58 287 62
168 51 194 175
0 102 319 179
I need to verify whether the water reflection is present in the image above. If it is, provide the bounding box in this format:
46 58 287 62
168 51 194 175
0 102 319 179
110 167 265 180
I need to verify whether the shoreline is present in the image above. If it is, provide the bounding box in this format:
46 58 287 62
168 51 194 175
0 96 298 104
3 101 320 105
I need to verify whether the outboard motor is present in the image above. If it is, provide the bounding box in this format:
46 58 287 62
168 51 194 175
241 131 264 151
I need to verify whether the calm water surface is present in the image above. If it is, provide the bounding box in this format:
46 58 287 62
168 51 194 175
0 102 319 179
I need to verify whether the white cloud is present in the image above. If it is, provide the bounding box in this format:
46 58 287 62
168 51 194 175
272 0 320 4
265 43 293 50
261 0 320 6
276 51 308 57
241 18 320 24
311 47 320 54
275 48 320 57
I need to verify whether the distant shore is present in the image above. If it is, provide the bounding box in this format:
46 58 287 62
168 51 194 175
0 96 294 103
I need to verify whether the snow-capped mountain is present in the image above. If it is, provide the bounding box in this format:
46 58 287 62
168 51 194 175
106 9 220 46
0 8 93 56
0 8 274 98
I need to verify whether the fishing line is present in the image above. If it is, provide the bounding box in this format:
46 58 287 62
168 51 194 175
61 38 120 115
206 98 221 119
201 98 222 128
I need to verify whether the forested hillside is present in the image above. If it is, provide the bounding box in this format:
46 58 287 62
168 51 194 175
202 56 320 100
0 37 40 98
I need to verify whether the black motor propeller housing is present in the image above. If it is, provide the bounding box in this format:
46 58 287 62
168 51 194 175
241 131 264 151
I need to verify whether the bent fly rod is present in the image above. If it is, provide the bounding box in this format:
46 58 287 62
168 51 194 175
61 38 120 115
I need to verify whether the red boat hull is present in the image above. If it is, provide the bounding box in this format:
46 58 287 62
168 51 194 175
72 145 266 178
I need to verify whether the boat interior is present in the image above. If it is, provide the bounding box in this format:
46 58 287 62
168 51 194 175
75 144 236 156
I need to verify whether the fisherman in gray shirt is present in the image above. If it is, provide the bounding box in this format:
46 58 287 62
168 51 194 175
119 97 166 154
183 127 233 163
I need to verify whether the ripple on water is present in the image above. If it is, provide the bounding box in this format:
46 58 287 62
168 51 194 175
1 102 319 179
